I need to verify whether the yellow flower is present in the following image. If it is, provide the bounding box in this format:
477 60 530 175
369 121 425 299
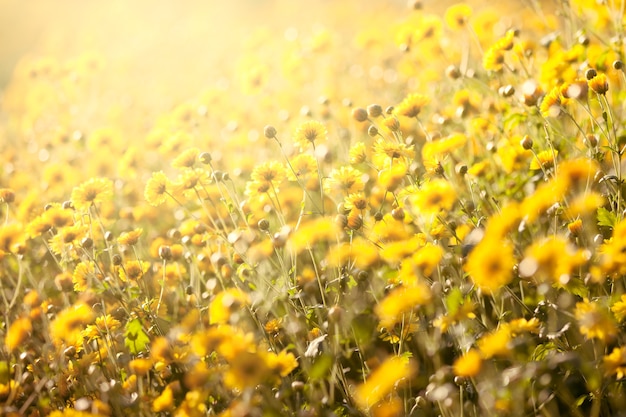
354 355 416 410
5 317 32 351
604 347 626 379
477 327 512 359
349 142 368 165
529 149 558 170
453 349 482 377
118 260 150 281
375 282 431 329
72 260 96 292
395 93 430 118
250 161 287 189
0 223 26 255
324 166 365 196
172 147 200 169
50 303 94 347
293 120 327 150
611 295 626 322
327 237 380 269
48 224 88 256
289 217 340 254
465 238 515 294
266 349 298 377
409 178 456 216
575 299 617 342
117 228 143 246
70 177 113 211
152 385 175 412
588 73 609 95
144 171 173 206
209 288 250 325
444 3 472 31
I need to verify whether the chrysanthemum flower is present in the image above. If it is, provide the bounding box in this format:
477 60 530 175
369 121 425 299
575 299 617 342
409 178 456 216
118 228 143 246
444 3 472 31
145 171 173 206
293 120 327 150
324 166 365 196
465 237 515 294
603 347 626 379
118 260 151 281
453 349 482 377
395 93 430 118
70 177 113 211
354 355 416 410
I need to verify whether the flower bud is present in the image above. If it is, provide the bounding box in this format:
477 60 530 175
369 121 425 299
351 107 368 122
264 125 277 139
520 135 533 150
367 104 383 118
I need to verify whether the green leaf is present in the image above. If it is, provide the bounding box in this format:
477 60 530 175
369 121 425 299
308 354 333 380
444 287 464 316
125 318 150 355
597 206 617 229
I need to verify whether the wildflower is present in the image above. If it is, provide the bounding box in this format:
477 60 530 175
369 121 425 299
477 327 512 358
5 317 32 351
70 177 113 211
224 350 272 390
540 86 567 117
152 385 175 412
375 282 431 329
48 224 88 256
144 171 173 206
293 120 327 150
453 349 482 377
327 237 380 269
50 303 94 347
266 349 298 377
483 47 506 72
72 260 96 292
604 347 626 379
0 223 26 255
290 218 340 253
395 93 430 118
344 192 368 212
588 73 609 95
250 161 287 189
287 154 318 188
172 147 200 169
373 138 415 164
324 166 365 196
575 299 617 342
529 149 557 170
354 355 416 410
611 295 626 322
378 163 408 192
409 178 457 216
117 228 143 246
118 260 150 281
444 3 472 31
465 238 515 294
520 236 586 285
209 288 250 325
349 142 368 165
598 219 626 277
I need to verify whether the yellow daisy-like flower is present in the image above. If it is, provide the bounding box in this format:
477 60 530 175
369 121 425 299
604 346 626 379
293 120 327 150
611 295 626 322
354 355 416 410
444 3 472 31
465 238 515 294
530 149 558 170
70 177 113 211
324 166 365 196
453 349 482 378
395 93 430 118
575 299 617 342
409 178 457 216
171 147 201 169
119 260 151 281
117 228 143 246
144 171 173 206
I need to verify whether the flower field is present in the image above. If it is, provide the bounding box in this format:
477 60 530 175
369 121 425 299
3 0 626 415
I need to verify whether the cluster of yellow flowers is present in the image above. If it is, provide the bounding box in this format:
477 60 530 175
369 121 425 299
5 0 626 416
